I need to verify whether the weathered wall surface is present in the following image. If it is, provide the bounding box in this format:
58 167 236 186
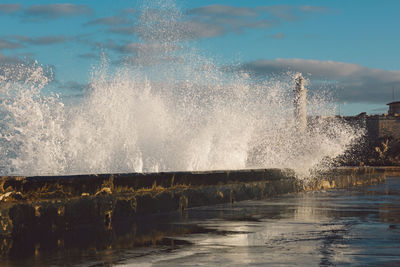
378 117 400 140
0 167 386 258
363 115 400 140
341 115 400 166
378 166 400 177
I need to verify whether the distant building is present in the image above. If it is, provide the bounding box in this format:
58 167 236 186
365 115 400 141
344 102 400 141
312 100 400 165
387 101 400 116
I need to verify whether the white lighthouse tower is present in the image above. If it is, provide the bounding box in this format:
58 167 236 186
293 73 307 133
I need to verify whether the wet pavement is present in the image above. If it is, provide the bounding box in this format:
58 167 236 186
3 177 400 266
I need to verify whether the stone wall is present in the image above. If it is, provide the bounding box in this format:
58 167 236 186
0 167 386 249
366 115 400 140
339 115 400 166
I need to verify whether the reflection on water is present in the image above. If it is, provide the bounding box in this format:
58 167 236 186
2 177 400 266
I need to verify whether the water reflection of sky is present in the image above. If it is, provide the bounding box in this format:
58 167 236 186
124 177 400 266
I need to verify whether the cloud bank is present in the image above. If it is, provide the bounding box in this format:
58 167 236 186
238 58 400 103
84 16 131 26
92 4 330 40
0 4 22 14
24 4 92 19
184 5 330 38
0 39 23 50
12 35 67 45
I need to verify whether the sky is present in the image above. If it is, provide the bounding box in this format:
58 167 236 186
0 0 400 115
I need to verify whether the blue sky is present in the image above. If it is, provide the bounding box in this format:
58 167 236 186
1 0 400 115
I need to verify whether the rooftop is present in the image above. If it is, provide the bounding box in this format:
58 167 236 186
387 101 400 105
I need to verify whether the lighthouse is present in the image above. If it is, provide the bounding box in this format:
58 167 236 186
293 73 307 133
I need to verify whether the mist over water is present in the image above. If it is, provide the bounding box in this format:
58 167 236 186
0 1 364 176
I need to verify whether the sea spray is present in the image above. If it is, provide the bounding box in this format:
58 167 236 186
0 1 364 176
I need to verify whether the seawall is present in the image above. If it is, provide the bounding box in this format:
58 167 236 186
0 167 386 258
377 166 400 177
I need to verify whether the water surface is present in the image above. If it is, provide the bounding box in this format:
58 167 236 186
4 177 400 266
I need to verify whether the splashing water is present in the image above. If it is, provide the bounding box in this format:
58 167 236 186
0 1 364 176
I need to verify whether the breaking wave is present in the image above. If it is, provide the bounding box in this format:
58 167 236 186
0 1 364 176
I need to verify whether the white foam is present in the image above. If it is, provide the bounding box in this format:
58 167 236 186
0 1 364 177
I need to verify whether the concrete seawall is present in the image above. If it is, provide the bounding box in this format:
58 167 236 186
377 166 400 177
0 167 386 258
